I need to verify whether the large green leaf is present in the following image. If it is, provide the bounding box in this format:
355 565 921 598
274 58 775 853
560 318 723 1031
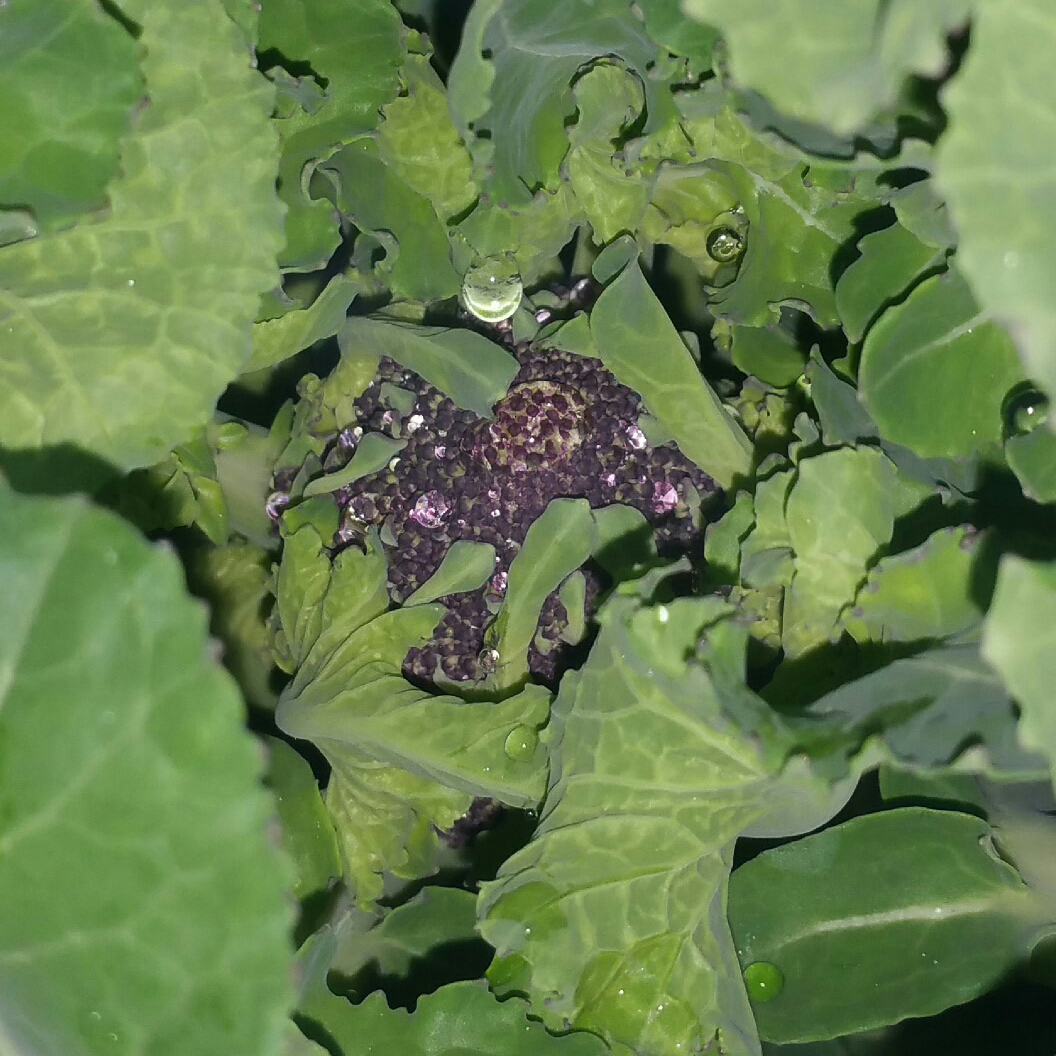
258 0 406 270
982 556 1056 789
479 588 774 1056
339 316 518 418
936 0 1056 415
0 0 142 233
859 269 1025 459
0 484 291 1056
447 0 678 204
590 261 752 488
684 0 972 136
728 808 1036 1042
0 0 283 470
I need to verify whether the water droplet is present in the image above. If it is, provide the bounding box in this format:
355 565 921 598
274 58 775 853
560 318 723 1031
461 255 523 323
743 961 784 1003
1002 384 1049 437
705 226 745 265
504 724 538 761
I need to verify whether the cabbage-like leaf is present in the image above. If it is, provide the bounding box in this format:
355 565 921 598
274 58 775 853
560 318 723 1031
479 587 777 1056
272 527 548 903
0 483 292 1056
684 0 972 137
936 0 1056 414
0 0 283 470
0 0 142 233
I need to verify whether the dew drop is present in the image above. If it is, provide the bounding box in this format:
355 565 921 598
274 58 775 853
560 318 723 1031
743 961 784 1003
1002 384 1049 437
504 724 539 761
705 226 745 265
461 255 523 323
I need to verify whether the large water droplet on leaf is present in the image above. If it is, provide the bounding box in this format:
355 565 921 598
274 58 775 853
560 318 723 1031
462 255 523 323
705 226 745 265
1002 383 1049 437
504 724 538 761
743 960 784 1003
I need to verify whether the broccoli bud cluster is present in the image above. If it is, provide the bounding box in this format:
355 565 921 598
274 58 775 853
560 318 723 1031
322 341 717 686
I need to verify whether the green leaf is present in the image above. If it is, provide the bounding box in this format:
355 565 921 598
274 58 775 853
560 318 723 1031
805 350 879 447
406 540 497 605
324 752 470 905
273 525 389 679
935 0 1056 412
375 52 477 224
799 642 1048 781
671 97 882 330
565 64 652 244
0 0 283 470
447 0 678 204
248 274 365 374
266 737 341 899
330 886 483 984
841 526 992 644
454 183 583 286
684 0 972 136
278 603 550 804
1006 425 1056 504
592 503 658 581
835 219 948 344
982 555 1056 788
0 484 291 1056
322 140 461 301
186 539 278 710
590 261 752 488
296 975 609 1056
859 269 1026 459
637 0 720 68
339 316 518 418
0 0 142 233
782 447 930 656
719 322 808 389
479 589 774 1056
487 498 596 691
301 433 407 497
728 808 1035 1043
258 0 405 270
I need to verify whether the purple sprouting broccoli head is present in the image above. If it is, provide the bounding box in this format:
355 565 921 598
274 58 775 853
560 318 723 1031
316 341 718 687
